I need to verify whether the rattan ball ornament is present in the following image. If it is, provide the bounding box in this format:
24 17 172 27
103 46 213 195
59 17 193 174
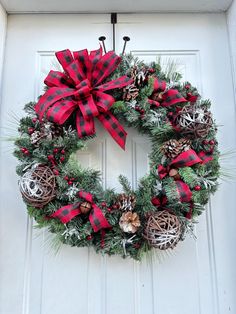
144 210 182 250
174 104 213 138
19 165 56 208
79 201 92 214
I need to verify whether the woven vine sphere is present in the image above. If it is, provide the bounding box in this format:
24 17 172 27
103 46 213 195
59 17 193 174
174 105 213 138
19 165 56 208
144 210 182 250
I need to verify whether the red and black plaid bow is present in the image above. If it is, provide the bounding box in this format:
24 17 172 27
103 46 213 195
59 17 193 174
148 77 187 107
50 191 111 232
34 47 133 149
157 149 210 180
157 148 212 204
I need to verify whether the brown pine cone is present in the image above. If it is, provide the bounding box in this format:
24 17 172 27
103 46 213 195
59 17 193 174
119 212 141 233
130 66 149 87
161 138 191 159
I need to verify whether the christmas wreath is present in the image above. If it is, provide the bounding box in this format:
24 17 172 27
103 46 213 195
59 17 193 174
14 46 220 260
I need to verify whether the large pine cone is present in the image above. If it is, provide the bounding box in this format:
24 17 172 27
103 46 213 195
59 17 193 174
161 138 191 159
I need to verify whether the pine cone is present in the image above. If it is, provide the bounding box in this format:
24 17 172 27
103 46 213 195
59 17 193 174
119 212 141 233
123 84 139 101
161 138 191 159
30 130 44 145
115 193 136 211
130 66 149 87
44 122 63 137
30 122 63 145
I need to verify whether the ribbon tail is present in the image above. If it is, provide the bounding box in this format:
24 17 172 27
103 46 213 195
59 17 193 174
50 202 81 224
89 204 111 232
175 180 192 203
76 111 95 138
97 111 127 150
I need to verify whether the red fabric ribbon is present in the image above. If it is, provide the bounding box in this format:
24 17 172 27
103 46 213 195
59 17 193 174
175 180 192 203
158 149 211 180
148 77 187 107
50 191 111 232
151 195 167 207
156 148 214 205
34 47 133 149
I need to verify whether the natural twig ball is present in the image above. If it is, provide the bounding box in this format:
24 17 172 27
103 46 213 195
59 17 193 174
19 164 56 208
174 105 213 138
143 210 182 250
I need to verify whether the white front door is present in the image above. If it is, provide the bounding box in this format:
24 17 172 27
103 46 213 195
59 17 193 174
0 13 235 314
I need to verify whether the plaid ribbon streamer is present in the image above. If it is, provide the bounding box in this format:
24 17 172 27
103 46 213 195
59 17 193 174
175 180 192 203
34 47 133 149
50 191 111 232
148 77 187 107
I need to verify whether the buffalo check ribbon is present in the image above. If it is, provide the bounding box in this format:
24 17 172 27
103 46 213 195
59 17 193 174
148 77 187 107
34 47 133 149
151 195 167 207
50 191 111 232
157 149 212 180
157 149 213 204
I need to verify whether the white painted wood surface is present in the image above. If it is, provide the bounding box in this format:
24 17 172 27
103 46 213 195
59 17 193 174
0 0 232 14
0 13 235 314
0 3 7 102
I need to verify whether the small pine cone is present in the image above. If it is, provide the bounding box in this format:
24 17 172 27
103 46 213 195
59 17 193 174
130 66 138 80
30 130 44 145
123 84 139 101
161 138 192 159
44 122 63 138
130 66 149 87
178 138 192 151
115 193 136 211
119 211 141 233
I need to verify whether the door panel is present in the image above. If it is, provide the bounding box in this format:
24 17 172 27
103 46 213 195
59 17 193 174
0 13 235 314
